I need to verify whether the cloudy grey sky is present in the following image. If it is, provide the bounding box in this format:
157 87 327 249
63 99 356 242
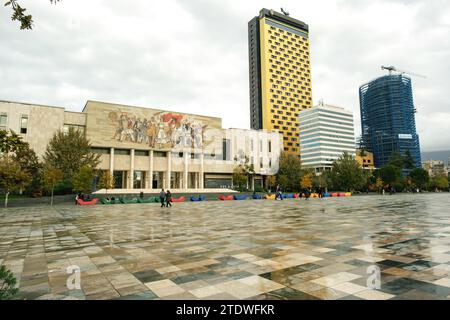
1 0 449 152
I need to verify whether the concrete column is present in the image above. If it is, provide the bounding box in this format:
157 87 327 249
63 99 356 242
148 150 153 189
251 176 255 191
166 151 171 189
184 152 189 189
129 149 135 189
109 148 115 173
200 152 204 189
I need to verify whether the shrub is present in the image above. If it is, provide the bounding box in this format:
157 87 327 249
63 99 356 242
0 265 18 300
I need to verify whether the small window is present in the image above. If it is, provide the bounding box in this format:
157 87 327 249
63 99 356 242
0 114 7 131
20 115 28 134
92 148 110 155
135 150 149 157
154 151 167 158
115 149 131 156
63 124 85 134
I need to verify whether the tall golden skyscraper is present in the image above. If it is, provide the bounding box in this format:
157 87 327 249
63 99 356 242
249 8 313 157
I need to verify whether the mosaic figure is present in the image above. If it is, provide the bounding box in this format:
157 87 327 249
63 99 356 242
110 111 210 149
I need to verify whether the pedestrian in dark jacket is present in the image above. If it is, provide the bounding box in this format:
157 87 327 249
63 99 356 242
165 190 172 207
159 189 166 207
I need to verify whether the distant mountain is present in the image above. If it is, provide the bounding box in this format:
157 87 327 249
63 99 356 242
421 150 450 164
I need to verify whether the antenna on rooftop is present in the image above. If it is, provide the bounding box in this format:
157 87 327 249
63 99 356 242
281 8 290 16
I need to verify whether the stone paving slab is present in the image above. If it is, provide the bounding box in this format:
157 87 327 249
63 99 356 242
1 194 450 300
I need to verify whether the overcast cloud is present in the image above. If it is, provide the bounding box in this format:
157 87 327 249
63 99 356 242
1 0 449 151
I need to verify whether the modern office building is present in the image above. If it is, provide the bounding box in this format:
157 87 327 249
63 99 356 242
0 100 283 192
249 8 313 157
359 74 421 168
299 103 356 173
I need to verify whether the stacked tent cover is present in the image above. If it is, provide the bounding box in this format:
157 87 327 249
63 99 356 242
190 195 206 202
172 196 186 202
77 198 98 206
120 198 139 204
138 197 160 203
100 198 121 205
218 195 234 201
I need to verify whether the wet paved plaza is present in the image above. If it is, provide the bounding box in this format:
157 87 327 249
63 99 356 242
1 194 450 300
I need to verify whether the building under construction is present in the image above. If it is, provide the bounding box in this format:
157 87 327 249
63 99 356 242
359 74 422 168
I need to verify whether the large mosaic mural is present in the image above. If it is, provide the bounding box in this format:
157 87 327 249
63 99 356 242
108 111 211 149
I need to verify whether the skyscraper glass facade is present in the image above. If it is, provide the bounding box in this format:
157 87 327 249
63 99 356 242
359 75 421 168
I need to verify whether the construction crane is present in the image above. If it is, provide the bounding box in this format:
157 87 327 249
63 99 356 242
381 66 426 79
382 66 424 115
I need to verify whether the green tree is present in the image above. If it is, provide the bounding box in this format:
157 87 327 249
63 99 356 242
277 152 302 191
13 140 42 197
403 150 416 170
312 171 330 190
375 177 384 192
0 130 42 196
266 175 276 192
242 156 255 190
388 152 405 169
4 0 61 30
72 166 95 194
300 173 313 189
431 174 449 191
0 156 32 207
232 165 247 191
43 127 100 189
0 129 26 154
329 152 365 192
376 165 402 186
0 265 18 300
43 165 63 206
409 168 430 191
98 170 115 195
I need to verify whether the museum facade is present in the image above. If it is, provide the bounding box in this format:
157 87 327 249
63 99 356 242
0 100 283 192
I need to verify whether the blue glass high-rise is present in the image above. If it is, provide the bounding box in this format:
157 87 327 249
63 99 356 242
359 74 421 168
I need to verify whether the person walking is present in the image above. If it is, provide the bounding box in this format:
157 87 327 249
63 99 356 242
304 188 311 200
165 190 172 208
159 189 166 207
318 186 323 199
275 184 283 200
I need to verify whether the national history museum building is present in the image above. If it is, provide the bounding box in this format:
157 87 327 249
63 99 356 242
0 100 282 192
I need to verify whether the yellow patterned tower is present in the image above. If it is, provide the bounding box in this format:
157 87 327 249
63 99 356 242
249 8 313 157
